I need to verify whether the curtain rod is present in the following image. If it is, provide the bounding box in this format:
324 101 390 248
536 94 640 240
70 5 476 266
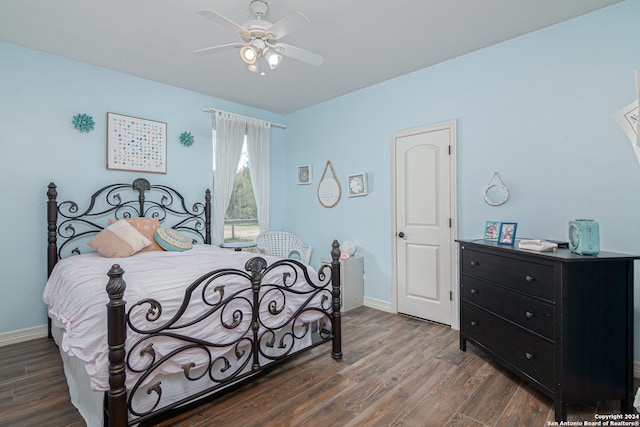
202 108 286 129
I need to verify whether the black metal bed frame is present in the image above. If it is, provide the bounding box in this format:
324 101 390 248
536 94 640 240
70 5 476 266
46 178 342 427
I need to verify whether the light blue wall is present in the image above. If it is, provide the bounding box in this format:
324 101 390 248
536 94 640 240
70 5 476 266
3 0 640 358
283 0 640 328
0 42 286 333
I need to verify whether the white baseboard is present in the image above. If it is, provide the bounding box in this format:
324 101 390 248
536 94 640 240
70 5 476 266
0 324 48 347
363 296 394 313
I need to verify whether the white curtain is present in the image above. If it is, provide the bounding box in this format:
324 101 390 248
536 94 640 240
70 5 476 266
246 119 271 234
210 111 246 245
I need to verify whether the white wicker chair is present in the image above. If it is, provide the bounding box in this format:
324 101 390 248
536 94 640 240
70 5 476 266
255 231 312 264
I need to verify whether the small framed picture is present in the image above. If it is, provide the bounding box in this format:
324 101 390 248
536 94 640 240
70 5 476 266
347 173 367 197
297 165 312 185
484 221 501 241
498 222 518 246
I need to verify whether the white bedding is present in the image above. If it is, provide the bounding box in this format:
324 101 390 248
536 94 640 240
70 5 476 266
51 315 315 426
43 244 327 393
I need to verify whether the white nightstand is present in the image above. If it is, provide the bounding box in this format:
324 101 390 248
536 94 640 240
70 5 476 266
320 256 364 312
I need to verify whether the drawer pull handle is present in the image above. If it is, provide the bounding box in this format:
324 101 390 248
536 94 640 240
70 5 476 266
525 352 534 360
525 311 534 319
525 275 535 283
470 289 479 295
470 321 478 327
470 261 479 267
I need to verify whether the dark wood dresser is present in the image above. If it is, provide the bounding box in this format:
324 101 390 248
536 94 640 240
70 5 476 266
458 239 638 421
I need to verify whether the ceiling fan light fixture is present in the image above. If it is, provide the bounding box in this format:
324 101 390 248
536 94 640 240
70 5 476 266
247 58 267 76
196 2 324 73
264 50 282 69
240 45 258 64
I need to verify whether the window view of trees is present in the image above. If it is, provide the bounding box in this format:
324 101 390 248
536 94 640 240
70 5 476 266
226 165 256 220
223 144 259 243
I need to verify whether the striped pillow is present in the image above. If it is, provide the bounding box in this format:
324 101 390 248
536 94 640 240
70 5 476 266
154 227 192 252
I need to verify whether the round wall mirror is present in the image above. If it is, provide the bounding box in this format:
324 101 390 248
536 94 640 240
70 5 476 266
318 177 341 208
483 183 509 206
483 172 509 206
317 160 341 208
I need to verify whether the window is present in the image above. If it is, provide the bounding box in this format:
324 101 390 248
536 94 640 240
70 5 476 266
210 113 270 246
213 137 260 243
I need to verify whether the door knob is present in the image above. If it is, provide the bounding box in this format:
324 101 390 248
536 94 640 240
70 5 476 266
397 232 406 238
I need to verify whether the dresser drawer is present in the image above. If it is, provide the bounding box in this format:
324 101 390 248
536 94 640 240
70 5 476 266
461 276 555 340
461 302 554 390
461 249 554 302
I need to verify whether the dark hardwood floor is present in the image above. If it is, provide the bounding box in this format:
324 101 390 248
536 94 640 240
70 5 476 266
1 307 637 426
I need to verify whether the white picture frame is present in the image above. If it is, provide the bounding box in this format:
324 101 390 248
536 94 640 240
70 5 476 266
297 165 312 185
107 112 167 174
347 173 367 197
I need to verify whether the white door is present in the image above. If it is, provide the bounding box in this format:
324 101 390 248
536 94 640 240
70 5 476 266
392 121 456 325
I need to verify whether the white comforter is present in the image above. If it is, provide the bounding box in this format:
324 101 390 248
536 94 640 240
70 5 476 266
43 245 325 392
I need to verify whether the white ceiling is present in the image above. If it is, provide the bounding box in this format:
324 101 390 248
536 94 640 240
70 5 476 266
0 0 622 114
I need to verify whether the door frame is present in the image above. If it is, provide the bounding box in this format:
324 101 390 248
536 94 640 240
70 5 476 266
390 120 459 330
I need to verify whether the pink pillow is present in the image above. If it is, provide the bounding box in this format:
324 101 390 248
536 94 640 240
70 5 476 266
109 217 162 252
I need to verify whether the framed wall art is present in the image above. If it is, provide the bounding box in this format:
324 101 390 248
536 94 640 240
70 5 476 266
347 173 367 197
107 112 167 174
297 165 312 184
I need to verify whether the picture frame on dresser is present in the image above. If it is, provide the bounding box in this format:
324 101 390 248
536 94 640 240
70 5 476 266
484 220 501 241
497 222 517 245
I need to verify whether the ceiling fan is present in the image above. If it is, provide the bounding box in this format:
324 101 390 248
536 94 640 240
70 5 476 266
194 0 324 75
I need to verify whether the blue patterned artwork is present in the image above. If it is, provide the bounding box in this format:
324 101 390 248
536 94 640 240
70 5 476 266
107 112 167 174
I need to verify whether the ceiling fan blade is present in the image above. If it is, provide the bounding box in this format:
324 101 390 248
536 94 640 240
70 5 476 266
266 11 310 40
193 43 242 56
275 43 324 66
197 9 251 41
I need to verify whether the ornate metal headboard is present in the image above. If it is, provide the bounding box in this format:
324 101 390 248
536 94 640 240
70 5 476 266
47 178 211 276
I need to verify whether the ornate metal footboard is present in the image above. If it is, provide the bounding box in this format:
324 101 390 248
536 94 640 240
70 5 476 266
105 241 342 427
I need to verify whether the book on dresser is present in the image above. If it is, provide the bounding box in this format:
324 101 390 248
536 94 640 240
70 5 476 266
457 239 639 422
